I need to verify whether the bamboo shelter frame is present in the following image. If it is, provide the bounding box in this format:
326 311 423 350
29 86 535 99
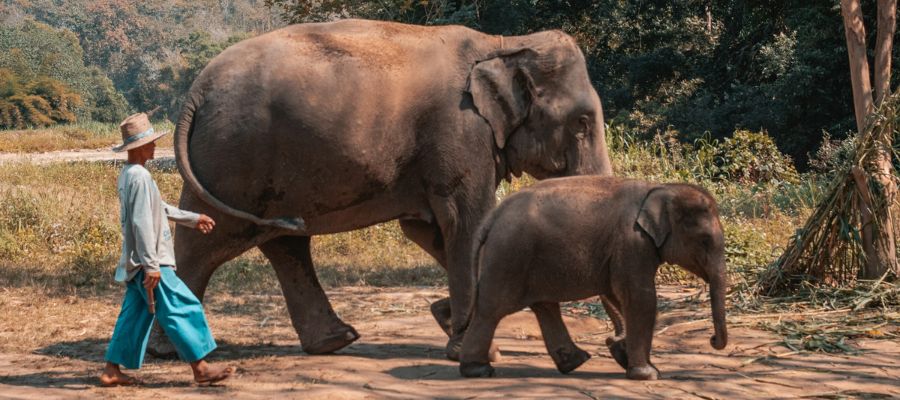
758 90 900 295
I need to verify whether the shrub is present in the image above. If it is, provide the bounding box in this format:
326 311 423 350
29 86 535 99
808 132 857 175
715 130 799 184
67 220 119 287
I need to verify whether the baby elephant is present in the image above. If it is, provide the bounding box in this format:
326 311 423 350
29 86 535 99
459 176 728 380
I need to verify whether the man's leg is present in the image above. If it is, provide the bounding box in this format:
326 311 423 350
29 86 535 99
154 267 233 384
101 271 155 386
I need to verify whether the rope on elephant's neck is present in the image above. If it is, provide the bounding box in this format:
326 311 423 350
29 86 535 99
499 35 504 50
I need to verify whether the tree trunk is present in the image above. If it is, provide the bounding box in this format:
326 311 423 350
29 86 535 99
872 0 898 277
841 0 873 134
840 0 898 279
874 0 895 104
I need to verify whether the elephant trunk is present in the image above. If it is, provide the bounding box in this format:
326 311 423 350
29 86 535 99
592 113 613 176
565 106 613 177
587 93 613 177
708 260 728 350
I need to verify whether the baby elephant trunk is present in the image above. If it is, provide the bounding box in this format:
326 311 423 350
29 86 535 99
708 262 728 350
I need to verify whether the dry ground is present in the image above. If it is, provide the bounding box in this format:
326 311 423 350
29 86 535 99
1 285 898 399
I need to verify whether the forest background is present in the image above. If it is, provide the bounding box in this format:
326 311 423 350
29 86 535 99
2 0 899 167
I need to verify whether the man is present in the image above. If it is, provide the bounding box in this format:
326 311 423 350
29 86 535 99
100 112 234 386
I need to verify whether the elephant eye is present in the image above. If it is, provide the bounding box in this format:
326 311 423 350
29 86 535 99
576 115 591 139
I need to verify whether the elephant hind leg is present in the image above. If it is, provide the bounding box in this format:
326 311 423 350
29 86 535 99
259 235 359 354
458 308 503 378
600 295 628 369
531 302 591 374
400 219 454 336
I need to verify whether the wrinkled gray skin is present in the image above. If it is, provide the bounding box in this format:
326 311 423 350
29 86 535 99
148 19 612 358
459 177 728 380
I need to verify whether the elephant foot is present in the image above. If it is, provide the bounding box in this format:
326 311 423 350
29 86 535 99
626 365 660 380
445 334 463 361
607 339 628 370
459 361 495 378
301 325 360 355
430 298 452 336
146 324 177 359
448 337 501 362
553 347 591 374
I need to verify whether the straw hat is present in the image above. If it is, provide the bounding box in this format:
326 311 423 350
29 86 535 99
112 113 168 152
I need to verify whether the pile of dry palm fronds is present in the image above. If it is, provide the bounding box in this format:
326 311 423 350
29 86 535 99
732 277 900 353
756 90 900 295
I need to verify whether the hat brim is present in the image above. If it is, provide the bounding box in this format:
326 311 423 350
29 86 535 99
112 130 169 152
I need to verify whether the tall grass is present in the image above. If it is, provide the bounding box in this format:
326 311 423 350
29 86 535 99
0 160 443 293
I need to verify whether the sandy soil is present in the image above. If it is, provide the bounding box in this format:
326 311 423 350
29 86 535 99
0 286 898 399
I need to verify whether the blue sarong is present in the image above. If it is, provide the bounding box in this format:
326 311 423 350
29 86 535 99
105 266 217 369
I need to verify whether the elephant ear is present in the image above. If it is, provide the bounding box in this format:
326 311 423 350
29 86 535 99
637 187 672 248
467 49 535 149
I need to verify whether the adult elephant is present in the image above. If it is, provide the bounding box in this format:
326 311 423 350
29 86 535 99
150 19 613 359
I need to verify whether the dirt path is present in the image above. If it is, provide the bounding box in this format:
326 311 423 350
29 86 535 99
0 148 174 164
0 286 897 399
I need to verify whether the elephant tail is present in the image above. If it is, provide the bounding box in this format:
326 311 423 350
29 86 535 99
461 208 500 332
174 91 307 232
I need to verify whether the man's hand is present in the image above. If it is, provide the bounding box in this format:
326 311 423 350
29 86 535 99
143 271 161 314
197 214 215 234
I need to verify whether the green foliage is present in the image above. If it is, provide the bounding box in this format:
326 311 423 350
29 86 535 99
151 31 251 118
715 130 799 184
6 0 282 121
0 69 84 129
0 20 128 123
264 0 479 26
808 132 858 175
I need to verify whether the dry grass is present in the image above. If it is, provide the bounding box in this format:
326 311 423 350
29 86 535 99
0 121 175 153
730 278 900 354
0 160 448 294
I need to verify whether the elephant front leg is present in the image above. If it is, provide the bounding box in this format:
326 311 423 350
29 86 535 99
427 192 494 361
259 235 359 354
623 285 660 380
531 302 591 374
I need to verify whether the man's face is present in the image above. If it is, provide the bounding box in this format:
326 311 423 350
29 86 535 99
141 141 156 160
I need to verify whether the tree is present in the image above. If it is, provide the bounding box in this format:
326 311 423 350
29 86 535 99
840 0 897 278
0 20 128 122
264 0 481 26
0 69 84 129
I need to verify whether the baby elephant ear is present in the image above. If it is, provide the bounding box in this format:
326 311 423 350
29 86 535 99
637 187 671 248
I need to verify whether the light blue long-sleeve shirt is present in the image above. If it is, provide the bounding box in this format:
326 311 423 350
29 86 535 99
115 164 200 282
